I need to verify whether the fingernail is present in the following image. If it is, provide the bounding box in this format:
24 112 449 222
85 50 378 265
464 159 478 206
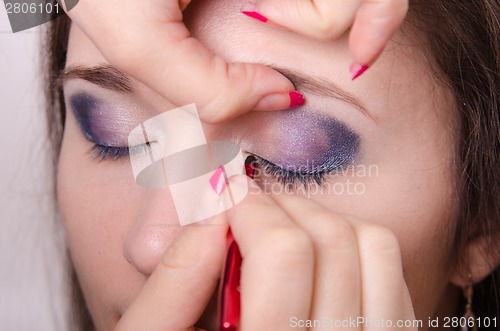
254 91 305 111
350 62 369 80
289 91 305 108
194 167 229 223
241 2 268 23
242 11 268 23
209 165 228 196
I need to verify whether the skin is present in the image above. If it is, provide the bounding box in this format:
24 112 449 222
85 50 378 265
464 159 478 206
58 1 475 330
61 0 408 120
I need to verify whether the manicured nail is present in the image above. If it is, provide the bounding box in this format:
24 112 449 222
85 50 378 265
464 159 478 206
242 11 268 23
209 166 228 195
253 91 305 111
350 62 369 80
289 91 305 108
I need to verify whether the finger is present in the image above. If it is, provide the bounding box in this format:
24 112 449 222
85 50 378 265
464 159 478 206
350 221 417 331
269 193 361 331
227 176 314 331
60 1 301 124
115 216 228 331
246 0 362 40
349 0 409 68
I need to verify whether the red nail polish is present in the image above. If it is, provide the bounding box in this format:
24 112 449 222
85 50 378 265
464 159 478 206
220 230 242 331
242 11 268 23
350 62 369 80
210 166 228 195
289 91 305 108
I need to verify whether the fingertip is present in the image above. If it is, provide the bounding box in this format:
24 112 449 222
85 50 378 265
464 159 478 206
289 91 306 108
350 62 370 80
349 0 409 73
348 22 387 80
253 91 305 111
227 174 258 198
198 60 297 123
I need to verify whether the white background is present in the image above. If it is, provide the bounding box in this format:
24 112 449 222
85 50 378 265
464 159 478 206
0 5 69 331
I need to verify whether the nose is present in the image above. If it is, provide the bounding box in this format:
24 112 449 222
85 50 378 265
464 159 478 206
122 188 183 277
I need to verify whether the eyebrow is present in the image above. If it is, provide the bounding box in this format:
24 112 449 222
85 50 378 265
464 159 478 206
59 64 373 120
59 65 132 92
271 66 373 121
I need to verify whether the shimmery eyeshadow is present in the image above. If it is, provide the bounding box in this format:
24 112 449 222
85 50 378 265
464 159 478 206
263 110 359 172
70 92 131 146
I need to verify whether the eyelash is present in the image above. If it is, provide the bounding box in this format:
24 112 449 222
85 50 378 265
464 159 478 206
89 144 130 161
250 154 333 189
89 144 337 189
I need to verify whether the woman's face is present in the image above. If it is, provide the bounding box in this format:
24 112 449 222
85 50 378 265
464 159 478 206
58 1 460 330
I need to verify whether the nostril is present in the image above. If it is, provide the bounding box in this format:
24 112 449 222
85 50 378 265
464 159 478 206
123 224 184 276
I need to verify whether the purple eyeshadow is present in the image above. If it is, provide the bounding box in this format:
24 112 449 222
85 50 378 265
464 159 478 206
70 92 359 174
266 110 359 172
70 92 101 141
70 92 126 146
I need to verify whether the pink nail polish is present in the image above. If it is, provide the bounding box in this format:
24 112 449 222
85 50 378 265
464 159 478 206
242 11 268 23
210 166 228 195
289 91 305 108
350 62 369 80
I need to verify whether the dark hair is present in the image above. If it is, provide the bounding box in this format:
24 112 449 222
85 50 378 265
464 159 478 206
43 0 499 329
408 0 500 320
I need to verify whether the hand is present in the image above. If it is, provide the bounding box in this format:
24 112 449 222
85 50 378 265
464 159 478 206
115 216 228 331
59 0 301 124
227 176 417 330
60 0 407 125
242 0 409 79
116 175 417 330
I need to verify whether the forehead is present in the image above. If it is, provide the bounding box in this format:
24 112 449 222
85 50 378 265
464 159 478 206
66 25 107 67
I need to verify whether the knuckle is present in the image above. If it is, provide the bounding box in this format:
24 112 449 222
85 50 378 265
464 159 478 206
202 62 254 124
226 63 260 103
307 4 343 40
229 198 273 222
159 239 198 272
200 103 226 124
309 213 357 250
311 18 339 40
359 226 401 260
260 229 314 267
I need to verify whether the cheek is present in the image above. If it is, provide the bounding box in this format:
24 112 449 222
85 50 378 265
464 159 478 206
336 158 457 321
380 165 457 321
57 125 143 324
308 160 457 322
